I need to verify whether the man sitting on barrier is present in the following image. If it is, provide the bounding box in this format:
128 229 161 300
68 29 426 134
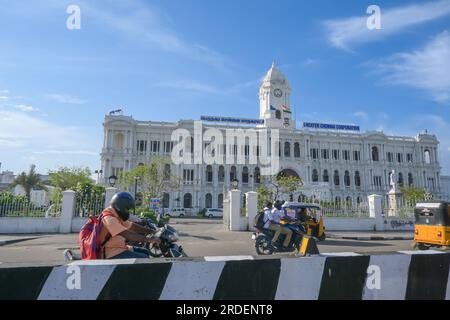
268 201 293 250
99 192 161 259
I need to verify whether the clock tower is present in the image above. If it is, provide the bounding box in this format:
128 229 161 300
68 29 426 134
259 62 295 129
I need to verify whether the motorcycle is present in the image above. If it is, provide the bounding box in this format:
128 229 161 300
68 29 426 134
252 219 305 255
142 213 188 258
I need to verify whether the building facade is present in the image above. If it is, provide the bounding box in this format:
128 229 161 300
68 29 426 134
100 63 443 213
442 176 450 201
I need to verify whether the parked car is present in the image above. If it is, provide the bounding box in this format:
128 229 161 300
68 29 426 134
167 208 186 218
205 208 223 218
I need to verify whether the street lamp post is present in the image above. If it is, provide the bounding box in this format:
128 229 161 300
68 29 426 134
108 175 117 187
231 178 239 190
94 169 103 185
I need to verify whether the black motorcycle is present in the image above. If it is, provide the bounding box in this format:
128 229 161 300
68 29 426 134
143 213 188 258
252 221 305 255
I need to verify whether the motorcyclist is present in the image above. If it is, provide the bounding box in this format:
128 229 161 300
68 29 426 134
98 192 161 259
269 201 293 250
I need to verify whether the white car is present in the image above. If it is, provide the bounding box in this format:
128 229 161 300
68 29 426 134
167 208 186 218
205 208 223 218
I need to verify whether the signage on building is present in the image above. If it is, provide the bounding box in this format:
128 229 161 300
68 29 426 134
303 122 360 132
201 116 264 125
145 198 161 211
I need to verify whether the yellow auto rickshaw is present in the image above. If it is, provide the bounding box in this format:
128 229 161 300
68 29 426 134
414 201 450 250
281 202 326 241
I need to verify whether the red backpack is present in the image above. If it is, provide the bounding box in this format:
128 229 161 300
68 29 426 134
79 208 115 260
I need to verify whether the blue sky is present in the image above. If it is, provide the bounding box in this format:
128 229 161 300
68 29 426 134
0 0 449 175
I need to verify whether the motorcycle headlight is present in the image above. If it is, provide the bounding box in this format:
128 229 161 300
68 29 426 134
168 232 179 242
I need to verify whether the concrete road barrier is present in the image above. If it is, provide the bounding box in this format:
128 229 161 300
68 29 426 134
0 251 449 300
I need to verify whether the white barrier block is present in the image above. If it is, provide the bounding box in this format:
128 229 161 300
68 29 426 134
204 255 254 261
38 264 117 300
276 256 326 300
363 254 411 300
159 261 225 300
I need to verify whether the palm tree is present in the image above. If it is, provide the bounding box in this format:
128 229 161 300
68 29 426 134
11 165 47 201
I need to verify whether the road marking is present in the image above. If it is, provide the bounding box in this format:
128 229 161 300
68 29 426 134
320 252 362 256
398 250 445 255
69 259 136 265
204 255 254 261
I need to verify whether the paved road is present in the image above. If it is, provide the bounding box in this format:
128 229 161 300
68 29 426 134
0 218 415 266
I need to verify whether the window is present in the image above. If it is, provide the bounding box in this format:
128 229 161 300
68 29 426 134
254 167 261 184
218 166 224 182
183 193 192 208
355 171 361 187
164 141 173 153
311 148 319 159
372 146 379 161
218 194 224 208
275 110 281 119
205 194 212 209
407 153 413 163
164 164 171 180
353 150 360 161
114 133 124 150
112 167 123 177
284 142 291 157
162 193 170 208
334 170 340 186
312 169 319 182
332 149 339 160
344 171 350 187
321 149 329 160
387 152 394 163
242 167 249 183
206 165 213 183
294 143 300 158
397 153 403 163
408 173 414 187
183 169 194 183
323 170 329 182
427 177 436 190
230 166 237 181
151 140 160 153
343 150 350 161
398 172 404 187
424 149 431 164
136 140 147 153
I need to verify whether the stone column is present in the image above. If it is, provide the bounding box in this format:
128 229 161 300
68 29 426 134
368 194 385 231
387 190 403 217
229 189 242 231
246 191 258 231
60 190 76 233
104 187 118 209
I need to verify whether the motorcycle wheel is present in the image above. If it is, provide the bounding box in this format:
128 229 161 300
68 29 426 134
255 235 274 255
146 243 164 257
317 233 326 241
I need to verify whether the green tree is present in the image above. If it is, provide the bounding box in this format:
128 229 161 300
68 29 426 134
401 186 427 203
118 156 181 201
49 167 92 190
10 165 47 200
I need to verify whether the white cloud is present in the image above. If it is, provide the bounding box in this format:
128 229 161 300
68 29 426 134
372 31 450 103
14 104 38 112
323 0 450 50
0 90 9 94
0 96 8 101
352 111 369 121
45 94 87 105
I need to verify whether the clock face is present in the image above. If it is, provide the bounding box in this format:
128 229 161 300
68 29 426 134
274 88 283 98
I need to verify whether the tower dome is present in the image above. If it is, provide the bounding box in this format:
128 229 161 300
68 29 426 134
262 62 290 87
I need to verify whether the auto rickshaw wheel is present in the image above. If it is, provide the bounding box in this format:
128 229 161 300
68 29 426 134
317 233 326 241
417 242 429 251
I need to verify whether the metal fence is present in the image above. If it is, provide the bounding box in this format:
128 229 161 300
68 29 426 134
382 199 416 219
300 198 370 218
0 192 62 218
73 193 106 217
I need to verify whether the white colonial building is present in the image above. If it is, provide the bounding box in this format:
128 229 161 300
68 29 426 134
100 63 443 213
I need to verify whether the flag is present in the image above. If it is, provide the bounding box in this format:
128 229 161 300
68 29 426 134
282 105 292 113
270 105 277 111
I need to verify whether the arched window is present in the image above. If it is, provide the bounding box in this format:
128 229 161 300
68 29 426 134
323 170 329 182
205 193 212 208
206 165 213 182
356 197 362 205
164 164 171 180
346 196 352 207
398 172 404 187
424 149 431 164
218 166 224 182
335 196 341 206
334 170 340 186
230 166 237 181
312 169 319 182
254 167 261 184
218 194 223 208
355 171 361 187
408 173 414 187
344 170 350 187
162 193 170 208
275 110 281 119
242 166 249 183
284 142 291 157
114 133 124 150
298 194 306 202
183 193 192 208
372 146 379 161
294 143 300 158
